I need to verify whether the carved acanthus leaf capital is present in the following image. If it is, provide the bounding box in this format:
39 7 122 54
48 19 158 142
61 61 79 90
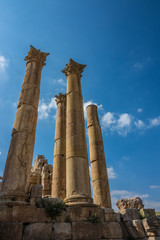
55 93 66 105
24 45 49 66
62 58 86 77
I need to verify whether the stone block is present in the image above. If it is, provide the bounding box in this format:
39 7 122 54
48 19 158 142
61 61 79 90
0 205 13 222
142 216 160 237
66 205 104 222
125 220 146 239
0 222 23 240
72 222 103 239
116 197 144 210
104 213 117 222
102 222 123 239
120 208 140 221
23 223 53 240
30 184 42 198
52 223 71 240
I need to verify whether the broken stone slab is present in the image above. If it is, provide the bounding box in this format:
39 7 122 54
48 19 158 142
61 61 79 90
52 223 71 240
0 222 23 240
142 216 160 237
120 208 140 221
23 223 53 240
116 197 144 210
124 220 146 239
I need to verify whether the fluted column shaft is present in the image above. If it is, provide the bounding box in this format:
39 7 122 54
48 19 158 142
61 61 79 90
52 93 66 199
0 46 49 202
87 104 112 208
62 59 92 204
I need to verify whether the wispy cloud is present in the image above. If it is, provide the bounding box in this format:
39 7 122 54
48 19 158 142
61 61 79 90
122 156 130 161
133 57 150 70
143 200 160 210
0 151 2 155
83 100 103 120
150 185 160 189
57 78 67 86
101 111 160 136
149 116 160 127
102 112 132 136
0 55 8 72
137 108 143 113
107 166 116 179
38 97 57 120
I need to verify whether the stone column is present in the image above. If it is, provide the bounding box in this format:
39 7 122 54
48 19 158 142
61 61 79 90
52 93 66 199
62 59 92 204
87 104 112 208
0 45 49 203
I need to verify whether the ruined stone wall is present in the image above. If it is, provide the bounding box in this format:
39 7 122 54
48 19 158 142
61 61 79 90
29 155 52 197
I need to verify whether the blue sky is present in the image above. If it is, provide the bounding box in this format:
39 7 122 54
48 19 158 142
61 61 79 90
0 0 160 210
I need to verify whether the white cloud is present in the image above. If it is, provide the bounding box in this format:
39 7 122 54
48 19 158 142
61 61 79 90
0 152 2 155
137 108 143 113
0 55 8 72
133 57 150 70
38 97 57 120
143 200 160 210
57 78 66 86
102 112 116 127
134 120 145 128
111 190 149 199
83 100 103 120
149 116 160 127
107 166 116 179
117 113 131 128
101 110 160 136
150 185 160 189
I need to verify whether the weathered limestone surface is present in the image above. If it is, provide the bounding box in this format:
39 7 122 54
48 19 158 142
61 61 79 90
52 93 66 199
87 104 111 208
120 208 140 222
116 197 144 210
41 163 52 197
0 46 49 203
29 155 52 197
142 216 160 237
0 222 23 240
62 59 92 204
23 223 53 240
124 220 146 239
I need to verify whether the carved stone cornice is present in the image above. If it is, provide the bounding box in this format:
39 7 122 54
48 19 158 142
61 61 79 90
24 45 49 66
62 58 86 78
55 93 66 105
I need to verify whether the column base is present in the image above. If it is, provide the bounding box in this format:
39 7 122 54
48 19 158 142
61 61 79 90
0 190 28 206
64 194 93 206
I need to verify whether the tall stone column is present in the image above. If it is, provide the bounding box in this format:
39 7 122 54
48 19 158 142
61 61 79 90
62 59 92 204
0 45 49 203
87 104 112 208
52 93 66 199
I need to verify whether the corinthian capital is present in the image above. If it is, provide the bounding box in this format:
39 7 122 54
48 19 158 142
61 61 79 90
24 45 49 66
62 58 86 77
55 93 66 105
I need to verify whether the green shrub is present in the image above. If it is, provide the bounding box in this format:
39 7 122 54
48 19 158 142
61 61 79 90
87 212 100 224
43 201 66 220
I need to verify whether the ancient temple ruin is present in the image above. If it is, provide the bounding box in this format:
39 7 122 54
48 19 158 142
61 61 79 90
0 46 160 240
